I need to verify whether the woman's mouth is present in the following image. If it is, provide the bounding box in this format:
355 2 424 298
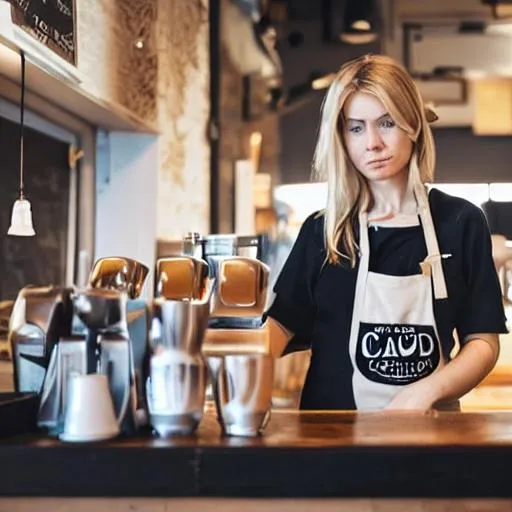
367 156 392 166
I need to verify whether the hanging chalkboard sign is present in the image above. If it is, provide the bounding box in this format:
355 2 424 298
6 0 76 66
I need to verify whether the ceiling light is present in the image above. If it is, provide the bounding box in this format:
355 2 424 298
340 0 378 45
8 50 35 237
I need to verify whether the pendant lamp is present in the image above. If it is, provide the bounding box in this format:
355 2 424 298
8 50 35 237
340 0 378 45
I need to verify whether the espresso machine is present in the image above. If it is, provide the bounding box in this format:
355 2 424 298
184 233 268 326
183 232 267 263
37 288 131 432
180 231 272 354
36 257 149 435
198 240 273 437
181 231 273 435
88 256 151 426
9 286 74 394
146 256 212 436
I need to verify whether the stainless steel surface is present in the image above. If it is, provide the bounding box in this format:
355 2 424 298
181 233 265 265
38 286 135 432
150 297 212 356
203 234 238 260
89 257 149 300
207 354 273 437
73 288 137 433
155 256 209 301
146 353 207 436
98 334 131 424
9 285 74 393
148 256 214 436
86 256 150 430
37 336 87 430
182 232 203 259
209 257 269 319
73 288 127 332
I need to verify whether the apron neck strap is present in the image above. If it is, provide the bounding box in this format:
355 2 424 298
415 184 448 300
358 184 448 300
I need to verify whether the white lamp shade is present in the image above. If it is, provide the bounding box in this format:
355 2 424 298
339 29 377 45
8 198 35 236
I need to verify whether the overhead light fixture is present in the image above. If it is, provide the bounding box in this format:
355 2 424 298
8 50 35 237
340 0 378 45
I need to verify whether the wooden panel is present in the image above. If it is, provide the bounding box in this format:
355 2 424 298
473 79 512 135
2 498 512 512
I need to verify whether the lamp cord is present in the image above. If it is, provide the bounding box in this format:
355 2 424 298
19 50 25 199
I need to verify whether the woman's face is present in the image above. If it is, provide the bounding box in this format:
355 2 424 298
342 92 413 183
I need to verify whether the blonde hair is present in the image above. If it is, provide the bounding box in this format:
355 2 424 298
312 54 436 266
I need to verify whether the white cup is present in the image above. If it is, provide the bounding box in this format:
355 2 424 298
59 374 120 443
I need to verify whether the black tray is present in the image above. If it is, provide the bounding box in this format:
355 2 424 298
0 392 39 439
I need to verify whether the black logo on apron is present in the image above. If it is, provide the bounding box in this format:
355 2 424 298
355 323 440 385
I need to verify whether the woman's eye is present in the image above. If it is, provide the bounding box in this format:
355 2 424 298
380 118 395 129
349 125 362 134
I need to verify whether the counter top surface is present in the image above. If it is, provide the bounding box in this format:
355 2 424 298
3 407 512 498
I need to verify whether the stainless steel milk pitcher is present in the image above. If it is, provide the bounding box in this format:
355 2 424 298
146 256 213 436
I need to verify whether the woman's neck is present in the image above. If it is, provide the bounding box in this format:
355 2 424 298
367 174 418 224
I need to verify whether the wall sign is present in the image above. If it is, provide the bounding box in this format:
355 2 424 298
6 0 77 65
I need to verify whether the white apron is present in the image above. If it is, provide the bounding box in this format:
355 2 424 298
348 189 454 410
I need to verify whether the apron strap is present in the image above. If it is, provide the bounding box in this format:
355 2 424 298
358 212 370 274
415 185 448 300
359 184 448 301
349 212 371 360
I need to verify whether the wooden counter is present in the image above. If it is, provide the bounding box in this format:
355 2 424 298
2 406 512 500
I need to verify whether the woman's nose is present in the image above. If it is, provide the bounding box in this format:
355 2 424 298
366 126 384 151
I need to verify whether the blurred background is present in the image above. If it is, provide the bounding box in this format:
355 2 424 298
2 0 512 408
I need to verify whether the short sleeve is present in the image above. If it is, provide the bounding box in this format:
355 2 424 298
265 213 324 350
456 206 508 341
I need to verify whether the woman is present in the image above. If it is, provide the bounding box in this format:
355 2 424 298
265 54 508 412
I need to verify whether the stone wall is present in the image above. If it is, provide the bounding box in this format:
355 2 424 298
155 0 210 239
76 0 279 240
77 0 210 241
77 0 159 125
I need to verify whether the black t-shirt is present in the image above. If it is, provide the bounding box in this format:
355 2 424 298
266 188 508 410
